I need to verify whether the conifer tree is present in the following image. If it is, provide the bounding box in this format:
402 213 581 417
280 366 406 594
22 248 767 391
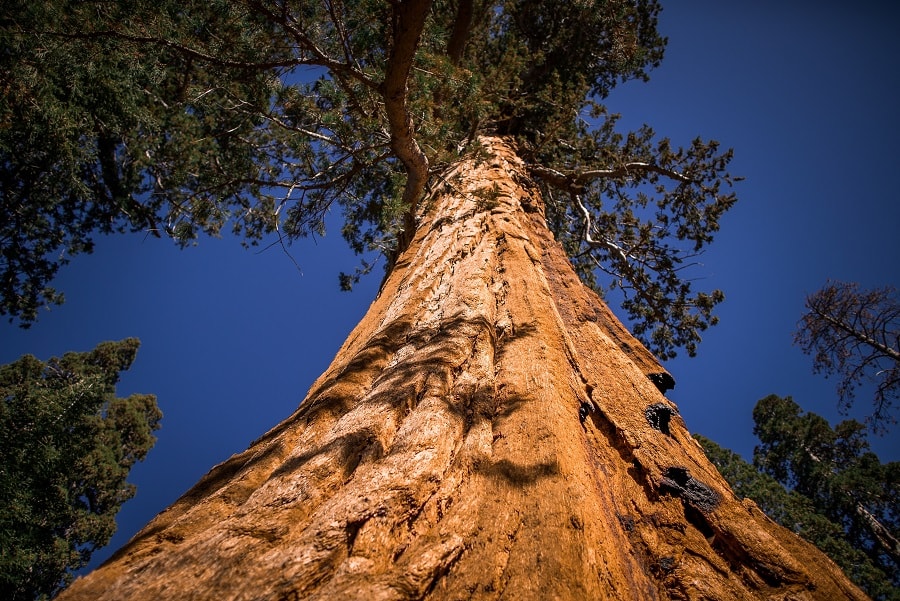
697 412 899 601
0 339 161 601
2 0 736 359
752 395 899 584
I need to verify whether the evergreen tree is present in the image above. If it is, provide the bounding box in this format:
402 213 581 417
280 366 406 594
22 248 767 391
752 395 899 583
0 339 161 601
697 432 898 600
1 0 738 358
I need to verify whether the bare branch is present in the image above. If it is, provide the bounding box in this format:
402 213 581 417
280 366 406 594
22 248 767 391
796 281 900 429
812 307 900 364
574 194 628 263
577 162 692 184
529 161 692 193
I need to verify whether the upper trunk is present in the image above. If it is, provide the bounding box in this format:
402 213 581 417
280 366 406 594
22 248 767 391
60 138 864 600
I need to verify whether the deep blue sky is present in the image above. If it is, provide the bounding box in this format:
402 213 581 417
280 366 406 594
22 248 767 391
3 1 899 570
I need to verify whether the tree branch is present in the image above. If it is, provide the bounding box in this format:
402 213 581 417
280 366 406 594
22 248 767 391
577 162 692 185
27 12 382 95
446 0 474 65
810 305 900 364
245 0 381 92
800 444 900 565
574 194 628 263
26 28 303 72
383 0 432 252
529 161 692 193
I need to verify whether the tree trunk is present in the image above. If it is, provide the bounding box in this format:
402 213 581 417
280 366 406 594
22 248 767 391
60 138 865 600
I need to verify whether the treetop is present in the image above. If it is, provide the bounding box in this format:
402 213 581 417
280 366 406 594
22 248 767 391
1 0 739 358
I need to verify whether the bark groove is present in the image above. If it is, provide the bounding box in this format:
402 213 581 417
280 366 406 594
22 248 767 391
60 137 866 600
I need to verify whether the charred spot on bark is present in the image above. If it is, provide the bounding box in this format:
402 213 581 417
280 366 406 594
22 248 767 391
578 401 593 423
647 372 675 393
617 514 636 532
645 403 676 435
660 467 720 514
654 556 677 576
569 514 584 530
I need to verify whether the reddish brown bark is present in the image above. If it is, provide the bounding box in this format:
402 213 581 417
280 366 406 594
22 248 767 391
60 138 865 600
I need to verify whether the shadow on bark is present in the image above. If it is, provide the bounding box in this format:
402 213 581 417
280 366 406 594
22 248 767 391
475 457 560 486
112 314 554 564
301 318 416 419
269 428 385 483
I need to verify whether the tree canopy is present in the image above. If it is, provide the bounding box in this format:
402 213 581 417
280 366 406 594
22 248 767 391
0 339 161 601
795 281 900 430
1 0 739 358
697 394 899 600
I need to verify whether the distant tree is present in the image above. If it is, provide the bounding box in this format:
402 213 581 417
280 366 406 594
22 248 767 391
752 395 899 574
697 430 898 600
698 394 899 598
0 339 161 601
795 281 900 430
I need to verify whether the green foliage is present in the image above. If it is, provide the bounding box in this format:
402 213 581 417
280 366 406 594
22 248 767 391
535 108 737 359
0 339 161 600
696 394 899 600
1 0 738 358
795 281 900 430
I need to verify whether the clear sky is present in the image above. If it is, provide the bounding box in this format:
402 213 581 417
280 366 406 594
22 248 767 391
2 1 899 570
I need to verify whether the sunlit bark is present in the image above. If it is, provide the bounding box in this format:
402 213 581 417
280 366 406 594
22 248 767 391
60 138 864 600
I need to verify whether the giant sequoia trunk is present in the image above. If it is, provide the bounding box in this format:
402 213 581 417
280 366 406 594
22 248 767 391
61 138 864 600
